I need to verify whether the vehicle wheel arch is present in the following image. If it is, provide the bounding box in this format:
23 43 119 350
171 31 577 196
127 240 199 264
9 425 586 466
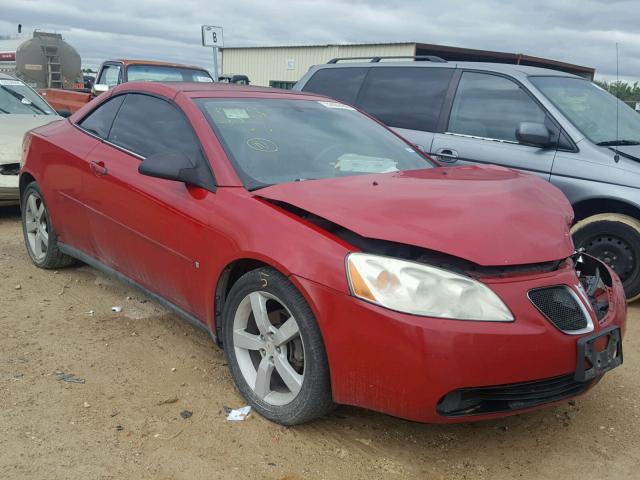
19 172 37 202
213 256 295 344
572 197 640 223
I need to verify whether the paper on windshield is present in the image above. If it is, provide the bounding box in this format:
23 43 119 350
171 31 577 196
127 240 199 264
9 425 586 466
317 101 355 111
0 79 23 86
335 154 398 173
223 108 250 119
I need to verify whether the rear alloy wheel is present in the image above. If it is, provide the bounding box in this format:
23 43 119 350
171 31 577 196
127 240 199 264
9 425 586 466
571 213 640 302
222 267 334 425
21 182 75 269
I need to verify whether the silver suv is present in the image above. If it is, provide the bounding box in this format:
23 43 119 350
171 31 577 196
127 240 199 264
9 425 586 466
295 57 640 301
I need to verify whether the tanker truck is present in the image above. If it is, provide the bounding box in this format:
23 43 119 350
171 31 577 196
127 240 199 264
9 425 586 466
0 30 83 90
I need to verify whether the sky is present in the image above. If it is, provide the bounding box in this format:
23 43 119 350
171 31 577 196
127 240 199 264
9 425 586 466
0 0 639 83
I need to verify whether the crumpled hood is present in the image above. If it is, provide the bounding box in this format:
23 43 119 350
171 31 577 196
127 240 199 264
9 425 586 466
0 114 61 165
256 165 575 266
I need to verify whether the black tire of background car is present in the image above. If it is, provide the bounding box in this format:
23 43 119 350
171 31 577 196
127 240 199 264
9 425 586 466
222 267 335 425
572 213 640 302
21 182 76 269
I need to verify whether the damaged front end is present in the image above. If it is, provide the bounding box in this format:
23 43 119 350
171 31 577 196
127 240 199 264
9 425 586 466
264 198 615 325
436 254 620 418
574 252 613 322
258 196 625 421
263 198 566 275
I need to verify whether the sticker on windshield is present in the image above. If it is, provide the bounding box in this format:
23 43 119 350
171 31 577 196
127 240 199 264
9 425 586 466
247 138 278 152
223 108 250 119
317 101 355 111
0 79 23 86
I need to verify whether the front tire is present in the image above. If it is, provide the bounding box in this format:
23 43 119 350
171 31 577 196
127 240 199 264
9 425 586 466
571 213 640 302
21 182 75 269
222 267 334 425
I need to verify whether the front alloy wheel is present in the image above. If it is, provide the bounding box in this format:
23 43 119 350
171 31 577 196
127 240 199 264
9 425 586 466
222 267 334 425
233 291 305 405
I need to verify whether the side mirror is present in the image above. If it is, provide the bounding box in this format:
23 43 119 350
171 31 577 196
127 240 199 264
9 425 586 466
516 122 552 148
138 150 211 189
56 109 72 118
91 83 109 96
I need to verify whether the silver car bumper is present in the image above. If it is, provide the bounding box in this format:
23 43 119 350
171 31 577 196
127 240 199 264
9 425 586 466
0 174 19 206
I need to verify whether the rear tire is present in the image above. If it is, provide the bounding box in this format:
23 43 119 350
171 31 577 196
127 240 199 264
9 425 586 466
21 182 75 269
571 213 640 302
222 267 334 425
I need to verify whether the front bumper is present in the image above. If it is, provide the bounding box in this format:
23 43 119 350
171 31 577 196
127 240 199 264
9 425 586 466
294 259 626 423
0 174 19 206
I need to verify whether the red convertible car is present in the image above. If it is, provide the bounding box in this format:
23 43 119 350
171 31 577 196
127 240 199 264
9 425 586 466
20 82 626 425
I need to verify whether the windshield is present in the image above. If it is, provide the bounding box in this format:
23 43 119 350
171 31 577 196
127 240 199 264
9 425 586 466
531 76 640 144
0 79 55 115
197 98 434 189
127 65 213 83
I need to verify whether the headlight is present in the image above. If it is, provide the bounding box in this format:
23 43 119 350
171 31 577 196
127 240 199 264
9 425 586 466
346 253 513 321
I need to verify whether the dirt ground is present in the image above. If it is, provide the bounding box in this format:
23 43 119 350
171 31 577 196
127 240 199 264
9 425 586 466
1 205 639 480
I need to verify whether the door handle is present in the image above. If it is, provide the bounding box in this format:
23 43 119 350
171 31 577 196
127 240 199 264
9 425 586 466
90 160 108 176
435 148 459 163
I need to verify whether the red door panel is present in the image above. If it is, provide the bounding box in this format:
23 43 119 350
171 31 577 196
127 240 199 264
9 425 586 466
81 142 213 317
40 124 101 255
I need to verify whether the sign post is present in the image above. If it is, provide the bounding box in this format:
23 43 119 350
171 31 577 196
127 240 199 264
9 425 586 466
201 25 224 82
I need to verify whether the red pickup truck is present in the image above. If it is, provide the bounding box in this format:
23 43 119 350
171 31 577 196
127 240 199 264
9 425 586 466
40 59 213 113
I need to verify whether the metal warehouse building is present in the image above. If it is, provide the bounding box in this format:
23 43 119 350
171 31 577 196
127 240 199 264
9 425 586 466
221 42 595 88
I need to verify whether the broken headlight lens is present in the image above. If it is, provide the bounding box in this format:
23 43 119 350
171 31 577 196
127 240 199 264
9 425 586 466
346 253 514 321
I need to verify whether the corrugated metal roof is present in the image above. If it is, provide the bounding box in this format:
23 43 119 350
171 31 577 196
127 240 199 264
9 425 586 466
223 41 594 79
414 42 594 75
223 42 416 50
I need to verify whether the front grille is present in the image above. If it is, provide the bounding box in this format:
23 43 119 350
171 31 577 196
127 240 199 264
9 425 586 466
437 374 591 417
529 286 588 332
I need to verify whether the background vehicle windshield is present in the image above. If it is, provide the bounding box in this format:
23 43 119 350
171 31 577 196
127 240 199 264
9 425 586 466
531 76 640 144
198 98 433 188
127 65 213 83
0 79 55 115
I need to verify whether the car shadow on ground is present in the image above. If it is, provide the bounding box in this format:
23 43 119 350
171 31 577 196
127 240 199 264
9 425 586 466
0 205 20 219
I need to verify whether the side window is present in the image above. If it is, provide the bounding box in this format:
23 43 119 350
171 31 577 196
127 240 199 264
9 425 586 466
108 94 204 163
301 68 368 105
78 95 125 138
97 64 121 87
448 72 547 142
357 67 453 132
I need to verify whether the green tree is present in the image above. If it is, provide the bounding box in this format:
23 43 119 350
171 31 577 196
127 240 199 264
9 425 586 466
595 80 640 108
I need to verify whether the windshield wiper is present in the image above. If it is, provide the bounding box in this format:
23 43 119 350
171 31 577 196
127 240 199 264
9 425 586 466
0 85 48 115
24 100 48 115
247 183 275 191
596 140 640 146
247 178 316 191
0 106 9 114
